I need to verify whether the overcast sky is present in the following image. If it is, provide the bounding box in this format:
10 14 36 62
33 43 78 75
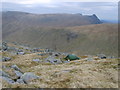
1 0 119 21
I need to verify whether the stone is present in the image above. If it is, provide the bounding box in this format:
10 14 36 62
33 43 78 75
86 56 94 61
45 56 62 64
17 52 25 55
17 49 23 52
2 42 8 51
20 72 40 84
16 79 25 84
63 61 70 63
32 59 40 63
50 59 62 64
0 70 11 78
11 65 22 72
0 76 15 84
2 57 11 62
97 54 106 59
14 70 23 78
52 52 61 57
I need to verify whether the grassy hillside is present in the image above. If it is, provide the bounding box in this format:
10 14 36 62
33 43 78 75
2 11 101 38
1 43 118 88
3 24 118 57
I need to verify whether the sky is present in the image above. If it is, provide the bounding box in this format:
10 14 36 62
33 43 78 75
1 0 119 21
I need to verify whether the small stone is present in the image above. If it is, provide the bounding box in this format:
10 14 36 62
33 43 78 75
32 59 40 63
17 52 25 55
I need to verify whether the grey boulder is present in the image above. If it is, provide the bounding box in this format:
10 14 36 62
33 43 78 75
20 72 40 84
63 61 70 63
2 57 11 62
45 56 62 64
16 79 25 84
0 70 11 78
11 65 22 72
97 54 106 59
14 70 23 78
0 76 15 84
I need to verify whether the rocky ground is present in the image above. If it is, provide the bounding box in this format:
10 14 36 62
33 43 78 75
0 42 119 88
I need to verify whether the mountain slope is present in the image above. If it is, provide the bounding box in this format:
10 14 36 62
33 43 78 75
2 11 102 38
3 24 118 56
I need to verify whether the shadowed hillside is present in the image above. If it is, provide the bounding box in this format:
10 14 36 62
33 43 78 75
3 23 118 56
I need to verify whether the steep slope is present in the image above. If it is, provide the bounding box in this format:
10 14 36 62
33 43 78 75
2 11 102 38
3 24 118 56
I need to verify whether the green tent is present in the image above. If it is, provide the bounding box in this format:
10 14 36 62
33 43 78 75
65 54 80 61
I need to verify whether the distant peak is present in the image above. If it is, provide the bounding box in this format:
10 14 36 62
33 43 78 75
92 14 97 17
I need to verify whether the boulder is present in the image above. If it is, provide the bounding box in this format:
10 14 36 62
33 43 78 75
2 42 8 51
0 70 11 78
0 76 15 84
20 72 40 84
16 79 25 84
52 52 61 57
45 56 62 64
97 54 106 59
11 65 22 72
63 61 70 63
2 57 11 62
50 59 62 64
14 70 23 78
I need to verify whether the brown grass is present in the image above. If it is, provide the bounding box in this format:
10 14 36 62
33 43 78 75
2 52 118 88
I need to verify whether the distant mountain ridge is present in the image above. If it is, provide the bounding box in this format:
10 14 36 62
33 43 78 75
2 11 102 27
2 11 102 38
